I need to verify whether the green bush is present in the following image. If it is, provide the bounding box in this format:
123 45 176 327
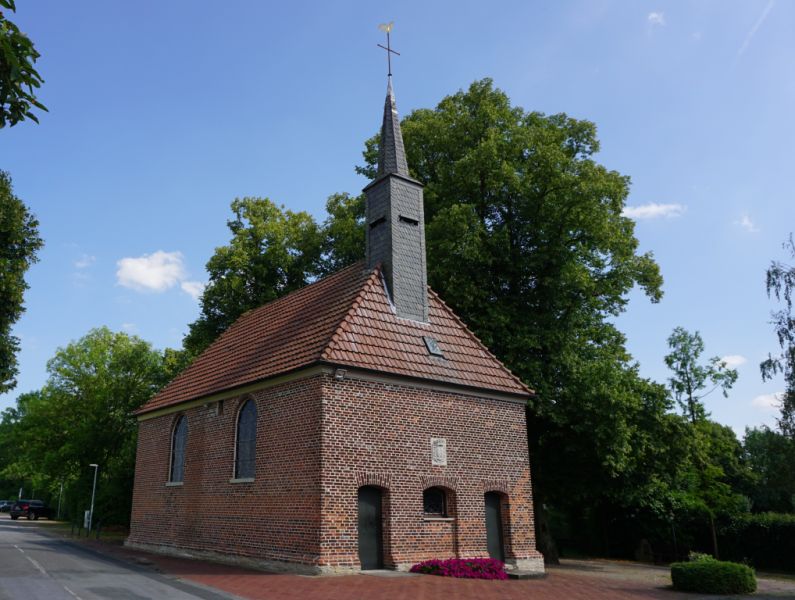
671 559 756 594
719 512 795 572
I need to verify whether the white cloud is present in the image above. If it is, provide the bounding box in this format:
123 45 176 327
116 250 205 300
720 355 747 369
74 254 96 269
622 203 685 220
117 251 187 292
648 12 666 26
751 392 783 412
738 0 775 55
121 323 137 333
180 280 205 301
736 214 760 233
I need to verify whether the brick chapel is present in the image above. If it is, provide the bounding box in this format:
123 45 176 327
127 70 545 575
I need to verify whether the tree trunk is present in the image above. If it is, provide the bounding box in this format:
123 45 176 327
709 513 719 559
533 496 560 565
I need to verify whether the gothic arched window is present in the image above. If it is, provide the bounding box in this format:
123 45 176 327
235 399 257 479
170 415 188 482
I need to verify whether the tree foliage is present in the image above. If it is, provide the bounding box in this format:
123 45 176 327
743 426 795 513
184 192 366 357
0 327 168 524
761 234 795 437
365 78 661 492
0 170 43 392
184 198 324 355
180 80 676 557
665 327 738 424
0 0 47 127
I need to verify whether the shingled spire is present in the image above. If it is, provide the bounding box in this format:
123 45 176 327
377 78 410 178
364 76 429 323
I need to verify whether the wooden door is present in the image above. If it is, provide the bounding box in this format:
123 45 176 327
357 486 383 569
485 492 505 561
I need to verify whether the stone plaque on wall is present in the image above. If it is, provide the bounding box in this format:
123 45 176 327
431 438 447 466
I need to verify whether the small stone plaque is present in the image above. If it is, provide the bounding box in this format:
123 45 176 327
431 438 447 466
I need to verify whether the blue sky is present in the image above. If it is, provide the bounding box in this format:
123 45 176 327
3 1 793 436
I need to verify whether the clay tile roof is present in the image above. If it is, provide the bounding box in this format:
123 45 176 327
138 261 531 415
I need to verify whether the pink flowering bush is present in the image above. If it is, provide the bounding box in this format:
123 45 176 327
409 558 508 580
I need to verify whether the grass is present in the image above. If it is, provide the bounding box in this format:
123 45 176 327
22 518 129 544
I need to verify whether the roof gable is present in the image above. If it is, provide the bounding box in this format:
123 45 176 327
139 262 530 415
322 269 531 397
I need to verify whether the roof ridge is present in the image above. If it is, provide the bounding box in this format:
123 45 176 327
320 264 382 360
140 260 368 414
426 286 533 395
238 260 365 320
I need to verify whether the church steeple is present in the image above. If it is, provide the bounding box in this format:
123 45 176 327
364 72 428 323
377 78 410 178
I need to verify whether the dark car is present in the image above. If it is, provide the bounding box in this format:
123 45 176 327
0 500 12 512
10 499 53 520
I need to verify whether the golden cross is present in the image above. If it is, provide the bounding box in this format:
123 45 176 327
377 22 400 77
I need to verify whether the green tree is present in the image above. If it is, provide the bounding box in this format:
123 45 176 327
182 80 673 559
318 192 365 275
184 197 324 355
664 327 741 558
358 79 665 559
0 170 43 392
0 327 166 524
665 327 738 424
743 426 795 513
761 234 795 437
0 0 47 127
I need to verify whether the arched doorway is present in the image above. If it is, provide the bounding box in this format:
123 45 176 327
357 486 383 569
484 492 505 561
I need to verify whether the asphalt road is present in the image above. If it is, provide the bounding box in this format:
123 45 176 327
0 518 239 600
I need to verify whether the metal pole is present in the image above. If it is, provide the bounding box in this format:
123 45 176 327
88 464 98 533
57 481 64 520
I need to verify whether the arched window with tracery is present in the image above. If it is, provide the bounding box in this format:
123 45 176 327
170 415 188 482
235 399 257 479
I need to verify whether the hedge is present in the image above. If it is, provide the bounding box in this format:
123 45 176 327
718 512 795 572
671 559 756 594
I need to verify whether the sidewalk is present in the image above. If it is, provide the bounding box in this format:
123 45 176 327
42 524 795 600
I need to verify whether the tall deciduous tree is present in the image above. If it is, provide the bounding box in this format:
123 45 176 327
0 327 166 524
318 192 365 276
358 79 665 559
0 170 43 392
184 198 324 355
761 235 795 437
181 80 669 560
665 327 738 424
664 327 740 558
0 0 47 127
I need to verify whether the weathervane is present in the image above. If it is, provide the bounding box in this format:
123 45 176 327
377 22 400 77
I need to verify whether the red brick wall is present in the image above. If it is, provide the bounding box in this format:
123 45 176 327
128 375 324 565
128 369 541 570
319 372 541 569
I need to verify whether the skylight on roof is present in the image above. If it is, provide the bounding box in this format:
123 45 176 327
423 336 444 357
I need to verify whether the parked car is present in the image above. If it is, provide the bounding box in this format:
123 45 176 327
10 499 54 520
0 500 12 512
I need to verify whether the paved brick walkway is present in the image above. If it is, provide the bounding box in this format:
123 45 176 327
40 525 795 600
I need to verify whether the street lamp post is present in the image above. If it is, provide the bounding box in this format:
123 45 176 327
88 463 99 533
